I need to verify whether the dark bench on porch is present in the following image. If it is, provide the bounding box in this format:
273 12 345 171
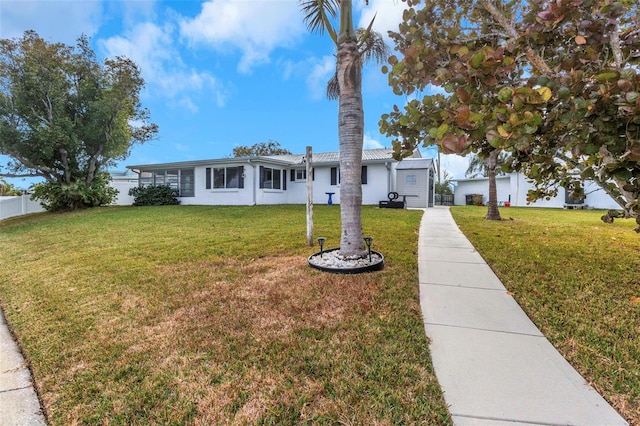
379 192 417 209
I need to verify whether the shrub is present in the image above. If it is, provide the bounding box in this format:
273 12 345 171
31 173 118 212
129 185 180 206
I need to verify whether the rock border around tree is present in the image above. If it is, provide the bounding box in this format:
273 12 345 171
308 248 384 274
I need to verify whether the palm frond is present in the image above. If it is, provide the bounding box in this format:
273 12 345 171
357 27 389 65
326 71 339 100
300 0 339 45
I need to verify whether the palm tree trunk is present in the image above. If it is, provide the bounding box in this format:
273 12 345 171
485 149 502 220
337 37 365 258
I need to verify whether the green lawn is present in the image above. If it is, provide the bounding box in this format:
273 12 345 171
451 206 640 423
0 205 451 425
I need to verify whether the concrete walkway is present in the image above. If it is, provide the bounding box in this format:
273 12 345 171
418 207 628 425
0 307 46 425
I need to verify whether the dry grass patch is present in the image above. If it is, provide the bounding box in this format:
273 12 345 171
0 205 451 425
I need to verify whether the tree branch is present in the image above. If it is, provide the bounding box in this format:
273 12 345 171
609 23 625 69
479 0 553 75
555 152 632 214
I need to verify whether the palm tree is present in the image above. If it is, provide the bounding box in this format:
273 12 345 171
300 0 388 258
465 150 510 221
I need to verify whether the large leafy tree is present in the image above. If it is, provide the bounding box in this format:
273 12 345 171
380 0 640 229
0 31 157 211
232 140 292 157
300 0 388 258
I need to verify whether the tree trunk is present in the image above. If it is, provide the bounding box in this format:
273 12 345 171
485 149 502 221
337 37 365 258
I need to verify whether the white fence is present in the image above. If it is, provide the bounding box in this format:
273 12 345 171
0 195 45 221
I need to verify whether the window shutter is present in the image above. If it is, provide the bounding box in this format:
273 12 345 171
361 166 368 184
330 167 337 185
238 166 244 189
205 167 211 189
290 169 295 181
312 168 315 181
283 170 287 190
259 166 264 188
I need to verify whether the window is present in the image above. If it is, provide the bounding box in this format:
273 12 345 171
330 166 367 185
140 171 153 186
405 175 417 185
180 169 194 196
290 169 307 182
139 168 195 197
260 166 283 190
331 167 339 185
205 166 244 189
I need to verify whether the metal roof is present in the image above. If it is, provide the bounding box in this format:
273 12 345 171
269 148 397 165
127 148 419 170
395 158 435 170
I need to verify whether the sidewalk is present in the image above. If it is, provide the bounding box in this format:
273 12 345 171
0 307 46 425
418 207 628 425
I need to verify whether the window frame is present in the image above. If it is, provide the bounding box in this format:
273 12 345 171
139 168 195 197
260 166 284 190
291 168 307 182
206 166 245 190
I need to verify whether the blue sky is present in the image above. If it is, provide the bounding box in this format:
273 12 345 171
1 0 468 189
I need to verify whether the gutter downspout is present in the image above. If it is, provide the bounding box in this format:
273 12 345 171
385 162 392 194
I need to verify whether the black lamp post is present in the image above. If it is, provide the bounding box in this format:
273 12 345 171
364 236 373 262
317 237 326 257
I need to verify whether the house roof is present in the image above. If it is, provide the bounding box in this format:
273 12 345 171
268 148 420 165
127 148 420 171
395 158 435 170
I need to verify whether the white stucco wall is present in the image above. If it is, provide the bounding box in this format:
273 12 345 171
455 173 621 210
121 161 397 207
583 181 621 210
291 162 394 206
454 176 511 206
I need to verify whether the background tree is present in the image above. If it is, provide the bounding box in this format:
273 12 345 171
300 0 388 258
0 31 157 211
435 170 454 196
380 0 640 230
465 152 510 179
232 140 292 157
465 151 512 218
0 177 22 196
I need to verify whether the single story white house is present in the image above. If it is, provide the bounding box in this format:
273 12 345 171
117 148 437 208
454 172 621 210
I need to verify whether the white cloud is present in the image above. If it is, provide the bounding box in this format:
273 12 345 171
363 133 386 149
306 56 335 100
440 153 470 180
0 0 103 43
179 0 305 73
99 21 228 110
282 55 335 100
356 0 406 44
